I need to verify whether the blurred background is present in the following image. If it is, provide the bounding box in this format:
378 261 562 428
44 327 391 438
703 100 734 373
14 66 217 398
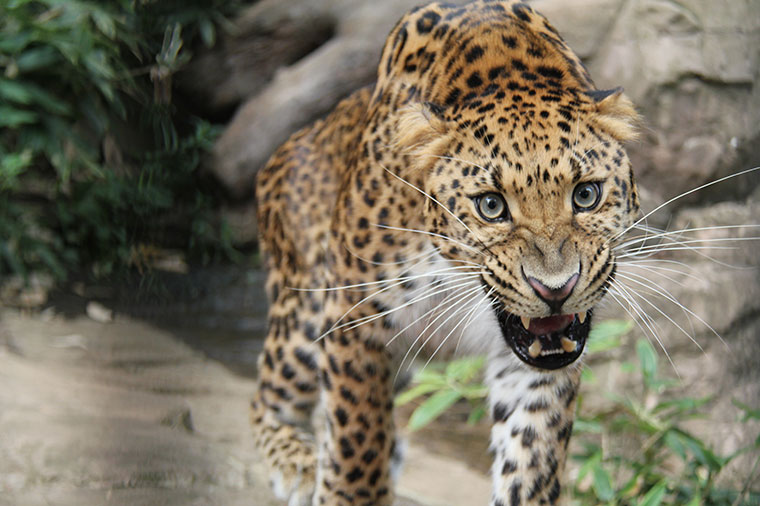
0 0 759 505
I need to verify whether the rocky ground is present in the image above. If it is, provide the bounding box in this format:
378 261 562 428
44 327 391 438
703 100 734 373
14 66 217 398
0 307 490 506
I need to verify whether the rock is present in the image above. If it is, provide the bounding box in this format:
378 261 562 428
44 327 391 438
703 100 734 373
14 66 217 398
86 301 114 323
209 0 469 197
204 0 759 209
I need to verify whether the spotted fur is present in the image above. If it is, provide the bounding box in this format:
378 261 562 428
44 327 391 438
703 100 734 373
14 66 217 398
252 1 640 504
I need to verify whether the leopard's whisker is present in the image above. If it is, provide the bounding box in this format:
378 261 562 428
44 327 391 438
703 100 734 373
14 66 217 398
616 270 725 350
407 284 486 371
394 286 480 381
607 279 678 375
380 164 485 248
292 264 481 293
613 224 760 251
373 223 485 258
608 278 668 352
609 165 760 244
342 243 440 268
454 286 496 355
617 262 698 286
396 283 483 375
428 154 488 173
326 275 482 338
391 282 482 383
605 284 663 350
618 244 738 257
610 278 685 376
339 277 480 333
316 267 482 338
425 286 494 368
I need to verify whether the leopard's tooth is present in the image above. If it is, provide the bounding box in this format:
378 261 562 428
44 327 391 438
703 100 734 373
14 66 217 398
561 337 577 353
528 339 542 358
520 316 532 330
577 311 587 324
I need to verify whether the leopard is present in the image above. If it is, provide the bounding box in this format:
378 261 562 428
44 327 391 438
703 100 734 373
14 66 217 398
250 1 640 504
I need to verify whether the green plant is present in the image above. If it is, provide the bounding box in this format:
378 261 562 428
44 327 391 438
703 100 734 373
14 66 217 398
397 320 760 504
0 0 242 284
572 338 760 505
397 319 635 431
395 355 489 431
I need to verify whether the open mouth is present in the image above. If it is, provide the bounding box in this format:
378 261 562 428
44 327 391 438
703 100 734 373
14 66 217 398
495 305 592 370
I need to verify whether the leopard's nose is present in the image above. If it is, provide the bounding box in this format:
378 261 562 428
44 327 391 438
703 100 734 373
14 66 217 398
526 273 579 313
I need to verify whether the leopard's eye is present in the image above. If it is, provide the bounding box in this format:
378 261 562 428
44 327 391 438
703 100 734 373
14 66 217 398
475 193 509 222
572 182 602 212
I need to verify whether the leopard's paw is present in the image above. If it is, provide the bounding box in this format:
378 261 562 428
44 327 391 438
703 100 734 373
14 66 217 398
269 455 316 506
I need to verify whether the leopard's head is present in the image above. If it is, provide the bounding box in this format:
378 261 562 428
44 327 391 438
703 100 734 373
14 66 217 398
395 88 639 370
384 1 640 370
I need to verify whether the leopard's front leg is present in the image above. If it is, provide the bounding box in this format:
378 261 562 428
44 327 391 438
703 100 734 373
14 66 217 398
487 355 581 505
315 326 396 506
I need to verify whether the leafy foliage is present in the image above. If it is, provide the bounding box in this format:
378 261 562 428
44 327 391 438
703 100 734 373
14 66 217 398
0 0 242 283
397 320 760 504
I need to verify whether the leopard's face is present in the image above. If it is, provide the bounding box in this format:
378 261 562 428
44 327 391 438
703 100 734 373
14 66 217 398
413 101 639 370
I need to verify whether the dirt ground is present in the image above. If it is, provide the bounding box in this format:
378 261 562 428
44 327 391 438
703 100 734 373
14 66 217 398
0 308 490 506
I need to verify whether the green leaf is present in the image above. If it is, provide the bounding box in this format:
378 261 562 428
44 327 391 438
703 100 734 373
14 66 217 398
588 319 632 353
199 18 216 47
637 479 667 506
592 463 615 501
0 106 38 127
90 9 116 39
574 418 603 434
445 356 484 383
636 339 658 384
407 389 462 431
685 492 701 506
466 403 487 425
0 79 34 104
733 399 760 421
671 428 725 471
15 46 60 72
395 382 442 407
581 366 596 384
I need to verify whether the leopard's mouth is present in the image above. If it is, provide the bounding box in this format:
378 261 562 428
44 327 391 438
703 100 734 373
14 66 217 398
495 304 592 370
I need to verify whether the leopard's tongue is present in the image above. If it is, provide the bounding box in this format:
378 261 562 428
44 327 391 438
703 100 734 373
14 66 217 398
527 314 574 335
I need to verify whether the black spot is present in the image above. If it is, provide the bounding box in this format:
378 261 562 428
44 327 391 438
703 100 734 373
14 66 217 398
361 449 378 464
510 481 522 506
501 459 517 475
340 436 355 459
493 402 515 422
488 65 506 80
557 121 571 132
346 466 365 483
465 45 484 62
512 3 532 22
281 363 296 380
526 397 549 412
358 217 369 229
466 71 483 88
444 87 461 106
512 58 527 71
522 426 537 447
340 386 359 405
416 10 440 34
368 468 382 486
502 35 518 48
585 87 622 103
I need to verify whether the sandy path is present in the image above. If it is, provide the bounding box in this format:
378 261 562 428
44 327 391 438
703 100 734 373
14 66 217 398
0 309 489 506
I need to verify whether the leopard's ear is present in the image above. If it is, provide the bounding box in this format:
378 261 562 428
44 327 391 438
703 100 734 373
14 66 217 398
588 87 640 142
394 101 449 151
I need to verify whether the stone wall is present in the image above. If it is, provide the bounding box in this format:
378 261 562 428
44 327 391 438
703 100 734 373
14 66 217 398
181 0 760 481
